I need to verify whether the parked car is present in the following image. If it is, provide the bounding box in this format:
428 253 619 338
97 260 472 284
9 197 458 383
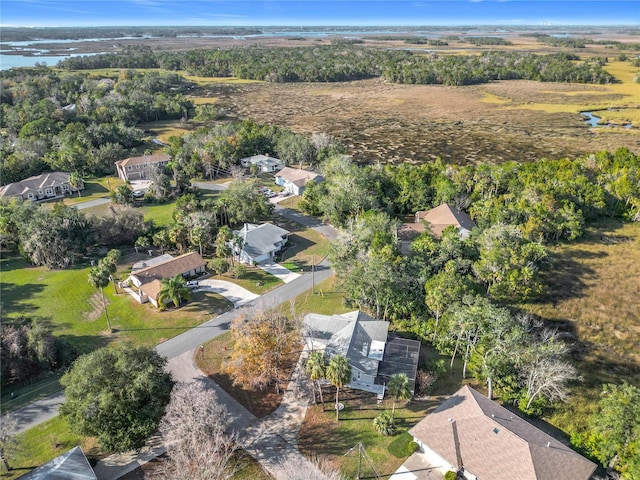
132 190 145 199
186 280 199 288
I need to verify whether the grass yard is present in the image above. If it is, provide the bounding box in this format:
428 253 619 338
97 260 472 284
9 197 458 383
0 253 232 354
299 390 439 479
139 201 178 227
215 265 284 295
195 331 299 418
275 219 331 269
519 220 640 437
283 275 351 318
60 176 122 206
1 416 101 480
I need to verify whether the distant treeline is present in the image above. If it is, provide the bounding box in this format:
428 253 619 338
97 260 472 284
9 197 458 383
368 36 449 46
0 26 263 42
531 33 640 51
464 36 513 46
58 45 615 86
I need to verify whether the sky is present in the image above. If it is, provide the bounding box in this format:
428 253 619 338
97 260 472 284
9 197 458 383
1 0 639 27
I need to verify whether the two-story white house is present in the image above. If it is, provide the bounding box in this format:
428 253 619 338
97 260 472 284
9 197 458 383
303 310 420 396
274 167 323 196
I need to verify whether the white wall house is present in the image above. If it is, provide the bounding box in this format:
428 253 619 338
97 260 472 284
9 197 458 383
240 154 284 173
274 167 323 196
231 223 290 264
0 172 83 202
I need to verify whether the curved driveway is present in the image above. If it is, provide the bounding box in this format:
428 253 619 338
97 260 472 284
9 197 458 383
197 279 259 307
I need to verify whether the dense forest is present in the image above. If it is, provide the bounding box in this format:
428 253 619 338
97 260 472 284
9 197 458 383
0 68 193 182
57 44 615 85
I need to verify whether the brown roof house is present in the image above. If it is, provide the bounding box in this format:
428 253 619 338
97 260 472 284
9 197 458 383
303 311 420 397
416 203 476 239
397 203 476 254
0 172 83 202
115 154 170 182
404 385 596 480
274 167 323 196
125 252 206 308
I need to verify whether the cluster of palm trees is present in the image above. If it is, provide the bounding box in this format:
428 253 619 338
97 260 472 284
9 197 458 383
304 350 412 425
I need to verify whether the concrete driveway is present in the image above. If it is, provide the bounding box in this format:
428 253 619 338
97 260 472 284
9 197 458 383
196 279 258 307
257 261 301 284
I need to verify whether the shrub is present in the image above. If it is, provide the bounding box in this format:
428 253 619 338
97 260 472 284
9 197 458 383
373 410 396 436
444 471 457 480
388 432 414 458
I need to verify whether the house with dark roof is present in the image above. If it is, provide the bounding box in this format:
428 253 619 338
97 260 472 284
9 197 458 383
405 385 596 480
0 172 83 202
114 154 170 181
240 154 284 173
274 167 323 196
125 252 206 308
18 446 96 480
232 223 290 264
303 310 420 396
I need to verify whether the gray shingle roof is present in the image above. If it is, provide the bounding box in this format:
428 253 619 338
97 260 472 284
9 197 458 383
234 223 290 260
0 172 71 197
410 385 596 480
303 310 390 376
18 446 96 480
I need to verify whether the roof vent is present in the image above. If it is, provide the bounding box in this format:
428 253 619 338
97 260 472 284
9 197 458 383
547 442 551 448
491 414 495 418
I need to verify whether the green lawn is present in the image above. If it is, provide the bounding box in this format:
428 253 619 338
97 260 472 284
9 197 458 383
1 254 232 355
299 391 438 479
215 265 283 295
139 202 178 227
61 177 122 206
1 416 101 480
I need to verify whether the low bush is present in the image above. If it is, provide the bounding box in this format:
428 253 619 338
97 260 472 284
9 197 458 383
387 431 414 458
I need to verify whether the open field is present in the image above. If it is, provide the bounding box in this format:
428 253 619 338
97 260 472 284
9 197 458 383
519 220 640 435
199 75 639 166
0 253 232 355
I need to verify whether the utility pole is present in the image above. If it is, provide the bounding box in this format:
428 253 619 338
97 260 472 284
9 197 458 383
312 254 315 294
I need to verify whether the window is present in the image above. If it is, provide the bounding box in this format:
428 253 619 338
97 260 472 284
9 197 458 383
136 165 140 169
27 193 34 199
127 166 132 171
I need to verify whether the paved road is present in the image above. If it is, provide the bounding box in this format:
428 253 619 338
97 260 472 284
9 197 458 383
73 197 111 210
8 260 333 434
7 198 336 434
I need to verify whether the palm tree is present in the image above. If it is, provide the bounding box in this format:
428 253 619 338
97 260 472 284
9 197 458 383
88 265 112 332
304 351 327 408
387 373 412 418
326 355 351 421
157 275 191 310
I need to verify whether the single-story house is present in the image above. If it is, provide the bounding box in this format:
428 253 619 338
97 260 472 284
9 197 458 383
125 252 206 308
415 203 476 239
18 445 96 480
274 167 324 196
0 172 83 202
232 223 290 264
240 154 284 173
114 154 170 182
303 310 420 396
397 203 476 254
407 385 597 480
